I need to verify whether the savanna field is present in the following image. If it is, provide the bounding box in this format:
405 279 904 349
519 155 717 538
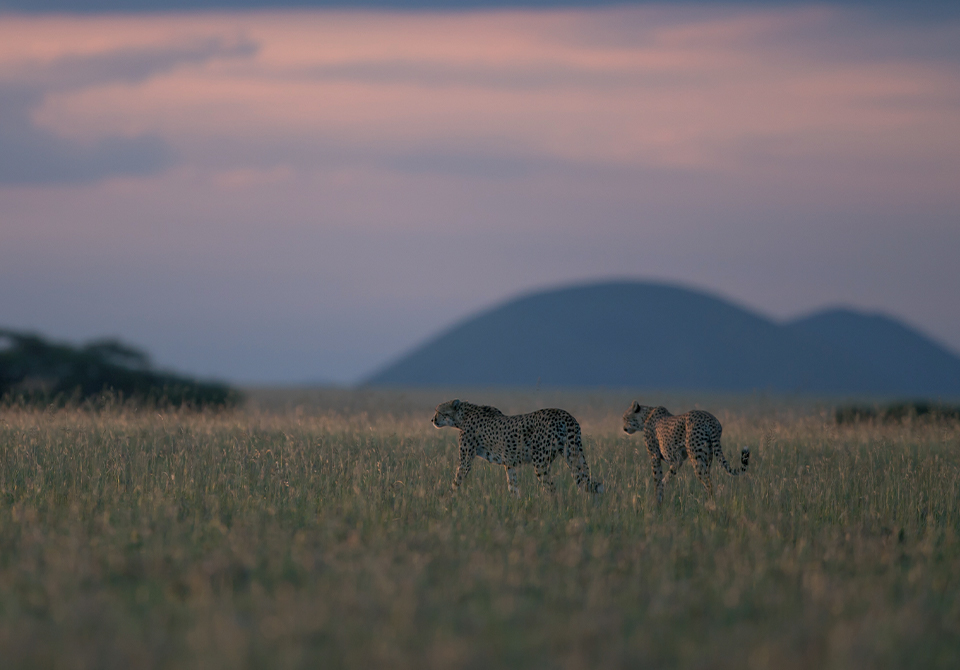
1 388 958 669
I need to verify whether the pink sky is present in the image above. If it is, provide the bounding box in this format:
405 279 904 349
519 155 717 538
1 6 959 383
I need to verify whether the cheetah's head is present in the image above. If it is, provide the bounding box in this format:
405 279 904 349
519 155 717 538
622 400 653 434
432 399 462 428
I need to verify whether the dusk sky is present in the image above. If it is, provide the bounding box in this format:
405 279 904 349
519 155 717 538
1 2 959 384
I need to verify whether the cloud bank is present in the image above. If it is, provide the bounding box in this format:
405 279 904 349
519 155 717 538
0 35 256 184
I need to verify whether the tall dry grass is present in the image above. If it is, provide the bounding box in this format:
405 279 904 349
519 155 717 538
0 389 958 669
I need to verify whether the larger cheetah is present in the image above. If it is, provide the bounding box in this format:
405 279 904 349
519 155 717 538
432 399 603 495
623 400 749 507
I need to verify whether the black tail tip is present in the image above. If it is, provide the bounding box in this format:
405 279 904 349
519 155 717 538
741 447 750 465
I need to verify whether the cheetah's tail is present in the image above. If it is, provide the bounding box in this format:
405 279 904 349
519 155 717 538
712 438 750 476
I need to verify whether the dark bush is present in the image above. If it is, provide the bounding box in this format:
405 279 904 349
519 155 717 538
835 401 960 424
0 329 241 409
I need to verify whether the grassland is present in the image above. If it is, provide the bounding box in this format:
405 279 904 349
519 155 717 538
1 388 958 669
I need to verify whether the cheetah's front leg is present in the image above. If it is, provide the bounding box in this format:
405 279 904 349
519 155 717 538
644 431 666 506
663 460 681 485
650 454 665 506
452 436 475 491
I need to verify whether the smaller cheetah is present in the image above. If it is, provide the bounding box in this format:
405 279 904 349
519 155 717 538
432 399 603 496
623 400 749 507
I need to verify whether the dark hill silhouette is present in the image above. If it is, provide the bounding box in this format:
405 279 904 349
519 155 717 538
364 281 960 396
785 309 960 397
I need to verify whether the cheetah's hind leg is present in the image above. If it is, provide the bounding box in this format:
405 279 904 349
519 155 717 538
534 461 557 493
692 457 717 510
504 466 521 496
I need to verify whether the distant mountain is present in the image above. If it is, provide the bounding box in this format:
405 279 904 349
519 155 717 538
364 281 960 397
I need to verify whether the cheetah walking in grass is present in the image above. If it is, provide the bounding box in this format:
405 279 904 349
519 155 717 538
432 399 603 496
622 401 749 507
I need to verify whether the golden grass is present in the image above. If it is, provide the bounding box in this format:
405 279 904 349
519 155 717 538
0 389 958 669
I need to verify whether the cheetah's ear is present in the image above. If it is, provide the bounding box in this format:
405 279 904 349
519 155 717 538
452 399 461 409
630 400 640 412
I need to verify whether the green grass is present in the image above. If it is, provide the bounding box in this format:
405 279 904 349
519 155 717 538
1 390 959 669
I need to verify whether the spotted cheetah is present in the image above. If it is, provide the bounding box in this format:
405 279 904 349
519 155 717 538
432 399 603 495
622 400 749 507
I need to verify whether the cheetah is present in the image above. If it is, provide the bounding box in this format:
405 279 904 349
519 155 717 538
432 399 603 495
622 400 749 507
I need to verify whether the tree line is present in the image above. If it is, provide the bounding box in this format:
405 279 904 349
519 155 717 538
0 329 241 409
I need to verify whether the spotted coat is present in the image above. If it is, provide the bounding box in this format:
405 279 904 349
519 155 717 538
432 399 603 495
622 401 749 506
